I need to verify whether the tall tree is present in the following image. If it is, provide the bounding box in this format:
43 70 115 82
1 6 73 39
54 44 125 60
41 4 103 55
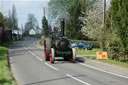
4 10 13 29
0 12 6 42
111 0 128 59
66 0 88 40
0 12 4 27
42 16 49 37
12 5 18 31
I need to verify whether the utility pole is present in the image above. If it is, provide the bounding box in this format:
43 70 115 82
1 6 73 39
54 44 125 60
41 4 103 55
43 7 45 17
103 0 106 29
101 0 106 51
21 24 23 36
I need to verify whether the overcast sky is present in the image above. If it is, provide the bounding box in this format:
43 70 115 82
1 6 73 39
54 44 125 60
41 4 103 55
0 0 49 29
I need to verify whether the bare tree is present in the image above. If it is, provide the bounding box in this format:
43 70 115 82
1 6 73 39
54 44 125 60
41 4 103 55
12 5 18 31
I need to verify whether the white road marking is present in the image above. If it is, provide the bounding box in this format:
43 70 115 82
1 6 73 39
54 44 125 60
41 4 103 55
23 47 43 61
45 63 59 71
66 74 91 85
80 63 128 79
22 44 59 71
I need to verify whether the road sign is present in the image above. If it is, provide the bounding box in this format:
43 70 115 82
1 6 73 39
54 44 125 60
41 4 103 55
96 51 108 60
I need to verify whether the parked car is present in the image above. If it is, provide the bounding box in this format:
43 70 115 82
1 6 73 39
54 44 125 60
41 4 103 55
79 43 92 50
72 42 92 50
71 42 79 48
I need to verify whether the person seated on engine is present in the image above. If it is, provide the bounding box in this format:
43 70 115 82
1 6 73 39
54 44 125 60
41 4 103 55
50 26 56 39
50 26 56 34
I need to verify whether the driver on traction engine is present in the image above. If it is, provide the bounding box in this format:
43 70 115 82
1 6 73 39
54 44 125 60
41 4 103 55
50 26 56 39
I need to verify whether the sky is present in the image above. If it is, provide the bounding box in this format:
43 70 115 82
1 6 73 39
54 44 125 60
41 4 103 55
0 0 49 30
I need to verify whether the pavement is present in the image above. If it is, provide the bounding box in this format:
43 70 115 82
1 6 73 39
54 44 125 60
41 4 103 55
9 37 128 85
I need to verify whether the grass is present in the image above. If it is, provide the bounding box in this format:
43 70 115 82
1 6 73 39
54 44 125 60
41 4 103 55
39 40 43 46
0 44 16 85
76 48 128 68
99 59 128 68
85 56 96 60
39 36 45 46
0 42 13 47
13 37 24 42
76 48 101 55
28 35 42 39
19 37 24 41
84 56 128 68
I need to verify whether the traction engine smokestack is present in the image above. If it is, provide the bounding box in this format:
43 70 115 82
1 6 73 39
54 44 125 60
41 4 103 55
60 18 65 36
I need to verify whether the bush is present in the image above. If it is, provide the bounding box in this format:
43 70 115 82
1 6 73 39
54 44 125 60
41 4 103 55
111 0 128 61
107 40 126 62
40 36 45 46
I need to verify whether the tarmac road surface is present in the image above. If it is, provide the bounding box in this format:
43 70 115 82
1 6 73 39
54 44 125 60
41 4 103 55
9 37 128 85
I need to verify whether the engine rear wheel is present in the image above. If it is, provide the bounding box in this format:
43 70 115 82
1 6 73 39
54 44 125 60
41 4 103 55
50 48 55 64
70 48 76 63
44 40 47 61
44 38 51 61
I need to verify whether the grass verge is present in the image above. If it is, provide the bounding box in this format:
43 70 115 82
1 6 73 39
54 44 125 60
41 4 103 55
76 48 101 55
76 48 128 68
99 59 128 68
84 56 128 68
28 35 42 39
19 37 24 41
1 42 13 47
85 56 96 60
0 44 16 85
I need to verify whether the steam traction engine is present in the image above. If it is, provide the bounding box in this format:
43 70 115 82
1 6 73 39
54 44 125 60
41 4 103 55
44 18 76 64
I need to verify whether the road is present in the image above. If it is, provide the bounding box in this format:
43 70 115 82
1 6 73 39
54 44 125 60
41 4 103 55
9 37 128 85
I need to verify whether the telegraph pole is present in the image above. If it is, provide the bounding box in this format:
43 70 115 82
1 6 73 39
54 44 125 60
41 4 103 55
21 24 23 36
43 7 45 17
103 0 106 29
101 0 106 51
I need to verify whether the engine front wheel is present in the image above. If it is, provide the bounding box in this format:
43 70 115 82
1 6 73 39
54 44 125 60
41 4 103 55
44 40 47 61
70 48 76 63
50 48 55 64
44 38 51 61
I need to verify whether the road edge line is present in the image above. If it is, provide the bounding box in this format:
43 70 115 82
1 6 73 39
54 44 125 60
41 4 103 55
80 63 128 79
